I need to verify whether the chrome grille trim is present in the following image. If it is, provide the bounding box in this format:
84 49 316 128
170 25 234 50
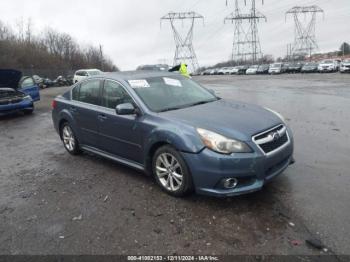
252 124 290 156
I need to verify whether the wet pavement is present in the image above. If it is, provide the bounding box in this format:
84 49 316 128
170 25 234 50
0 73 349 256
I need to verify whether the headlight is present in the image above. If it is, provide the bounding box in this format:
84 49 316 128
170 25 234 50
24 95 32 100
196 128 252 154
265 107 286 123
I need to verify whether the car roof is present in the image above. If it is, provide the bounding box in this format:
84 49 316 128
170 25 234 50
89 70 180 82
76 69 101 72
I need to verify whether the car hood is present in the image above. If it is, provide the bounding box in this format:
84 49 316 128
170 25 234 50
160 99 282 141
0 69 22 89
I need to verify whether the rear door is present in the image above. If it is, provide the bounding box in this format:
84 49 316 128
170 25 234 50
98 79 143 163
19 77 40 101
71 79 102 148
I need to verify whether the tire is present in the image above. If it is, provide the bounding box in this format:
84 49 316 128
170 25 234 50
60 122 81 155
152 145 194 197
24 105 34 114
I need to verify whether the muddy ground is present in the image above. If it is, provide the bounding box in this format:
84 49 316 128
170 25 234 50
0 73 349 257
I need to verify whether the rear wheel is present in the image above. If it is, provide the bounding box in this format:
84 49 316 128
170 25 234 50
152 145 194 197
60 122 81 155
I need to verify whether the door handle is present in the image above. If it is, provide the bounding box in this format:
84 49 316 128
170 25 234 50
98 114 107 121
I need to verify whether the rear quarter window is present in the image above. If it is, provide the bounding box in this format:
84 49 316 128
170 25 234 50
72 84 80 100
75 80 101 105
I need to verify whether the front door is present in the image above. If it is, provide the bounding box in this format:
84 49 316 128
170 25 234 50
98 80 143 164
19 77 40 101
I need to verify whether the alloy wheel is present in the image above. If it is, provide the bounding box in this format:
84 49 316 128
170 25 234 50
62 125 76 152
155 153 183 192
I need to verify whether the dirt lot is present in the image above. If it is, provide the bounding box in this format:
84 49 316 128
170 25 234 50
0 73 349 257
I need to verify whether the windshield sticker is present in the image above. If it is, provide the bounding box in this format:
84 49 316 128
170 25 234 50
163 77 182 87
128 80 150 88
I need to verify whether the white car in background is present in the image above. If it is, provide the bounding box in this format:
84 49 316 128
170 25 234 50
246 65 259 75
318 60 339 73
73 69 103 83
218 67 235 75
228 67 240 75
268 63 284 74
340 59 350 73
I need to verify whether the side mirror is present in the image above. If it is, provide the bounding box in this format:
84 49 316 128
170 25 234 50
116 103 136 115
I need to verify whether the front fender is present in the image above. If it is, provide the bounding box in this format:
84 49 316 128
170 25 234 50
145 125 204 155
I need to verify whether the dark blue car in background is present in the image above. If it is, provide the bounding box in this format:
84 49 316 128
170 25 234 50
52 71 294 197
0 69 40 116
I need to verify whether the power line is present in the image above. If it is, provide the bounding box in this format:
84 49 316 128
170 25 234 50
224 0 266 64
286 5 324 59
161 11 204 73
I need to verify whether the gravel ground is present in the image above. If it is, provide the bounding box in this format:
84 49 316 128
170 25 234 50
0 73 349 257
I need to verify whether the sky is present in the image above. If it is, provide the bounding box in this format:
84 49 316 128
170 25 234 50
1 0 349 70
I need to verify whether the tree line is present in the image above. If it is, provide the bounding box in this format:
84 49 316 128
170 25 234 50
0 19 118 75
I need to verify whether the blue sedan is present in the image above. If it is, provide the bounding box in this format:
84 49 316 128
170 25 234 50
52 71 294 197
0 69 40 116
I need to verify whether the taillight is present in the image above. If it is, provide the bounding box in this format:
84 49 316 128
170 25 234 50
51 100 57 109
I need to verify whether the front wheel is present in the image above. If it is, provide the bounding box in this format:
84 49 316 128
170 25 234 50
152 145 194 197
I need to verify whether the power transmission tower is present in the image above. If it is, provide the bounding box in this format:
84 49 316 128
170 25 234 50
224 0 266 64
286 6 324 59
161 12 204 73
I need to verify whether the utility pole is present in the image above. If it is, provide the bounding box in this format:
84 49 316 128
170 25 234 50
99 44 104 71
161 12 204 73
224 0 266 64
286 5 324 60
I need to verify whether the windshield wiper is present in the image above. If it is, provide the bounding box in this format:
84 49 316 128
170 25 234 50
188 99 218 107
158 99 219 113
158 106 182 113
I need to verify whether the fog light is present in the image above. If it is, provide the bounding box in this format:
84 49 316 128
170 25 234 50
223 178 238 189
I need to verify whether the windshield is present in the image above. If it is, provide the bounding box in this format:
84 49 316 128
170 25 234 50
129 76 218 112
321 60 333 64
305 63 317 66
258 65 268 69
89 70 102 76
271 63 282 68
343 60 350 63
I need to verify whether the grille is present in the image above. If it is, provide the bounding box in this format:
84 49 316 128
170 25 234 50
253 125 289 154
0 97 23 105
260 133 288 154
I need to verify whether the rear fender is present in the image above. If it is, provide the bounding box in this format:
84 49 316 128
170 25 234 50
57 109 80 140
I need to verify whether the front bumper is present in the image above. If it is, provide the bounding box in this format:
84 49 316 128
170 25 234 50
0 99 33 116
340 67 350 73
319 67 335 72
182 130 294 197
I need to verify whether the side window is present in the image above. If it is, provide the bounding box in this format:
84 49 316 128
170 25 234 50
72 84 80 100
21 77 35 88
102 80 133 109
78 80 101 105
75 71 82 76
